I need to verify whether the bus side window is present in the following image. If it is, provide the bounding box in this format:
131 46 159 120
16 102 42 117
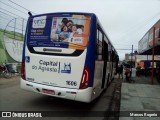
111 50 114 62
103 36 108 61
108 44 112 62
96 28 103 60
112 50 116 67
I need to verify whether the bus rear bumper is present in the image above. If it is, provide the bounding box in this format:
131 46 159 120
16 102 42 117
21 79 92 103
75 88 93 103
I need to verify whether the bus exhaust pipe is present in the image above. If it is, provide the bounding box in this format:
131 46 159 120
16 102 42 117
36 88 40 92
57 92 61 96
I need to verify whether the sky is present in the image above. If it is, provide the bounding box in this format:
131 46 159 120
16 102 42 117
0 0 160 60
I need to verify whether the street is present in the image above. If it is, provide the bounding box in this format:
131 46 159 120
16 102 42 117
0 76 121 120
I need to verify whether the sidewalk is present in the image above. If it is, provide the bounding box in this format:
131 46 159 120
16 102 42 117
119 76 160 120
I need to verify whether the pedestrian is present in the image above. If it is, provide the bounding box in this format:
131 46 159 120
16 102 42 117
118 64 123 79
136 63 141 76
117 64 120 78
125 67 130 82
156 66 160 82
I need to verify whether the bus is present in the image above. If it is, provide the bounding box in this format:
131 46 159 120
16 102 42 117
21 12 119 103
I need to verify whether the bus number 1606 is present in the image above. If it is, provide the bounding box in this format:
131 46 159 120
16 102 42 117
66 81 77 86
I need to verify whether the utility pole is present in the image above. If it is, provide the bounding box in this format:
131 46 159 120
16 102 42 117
131 45 133 66
151 27 155 85
130 45 133 77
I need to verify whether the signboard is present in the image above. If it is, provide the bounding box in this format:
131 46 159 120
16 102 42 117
27 15 91 50
4 36 23 62
136 55 160 62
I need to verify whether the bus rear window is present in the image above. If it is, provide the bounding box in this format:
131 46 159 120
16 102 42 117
27 14 91 50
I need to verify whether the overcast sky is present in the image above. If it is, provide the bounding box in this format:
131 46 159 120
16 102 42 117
1 0 160 60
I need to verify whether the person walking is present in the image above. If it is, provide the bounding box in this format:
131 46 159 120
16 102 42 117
118 64 123 79
125 67 130 82
136 63 141 76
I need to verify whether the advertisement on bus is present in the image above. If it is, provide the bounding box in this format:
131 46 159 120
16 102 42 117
27 15 91 50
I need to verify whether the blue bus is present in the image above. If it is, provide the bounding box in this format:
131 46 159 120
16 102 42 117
21 12 119 103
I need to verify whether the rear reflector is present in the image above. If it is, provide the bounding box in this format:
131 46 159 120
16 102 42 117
21 61 26 80
70 92 77 94
66 91 77 94
79 65 90 89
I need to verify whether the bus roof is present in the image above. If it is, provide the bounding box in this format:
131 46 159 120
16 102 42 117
30 12 96 18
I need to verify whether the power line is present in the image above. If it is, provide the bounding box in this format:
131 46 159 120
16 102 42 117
119 12 160 40
0 16 12 21
0 19 26 27
0 23 23 31
0 13 14 19
114 44 138 47
0 11 16 18
0 15 27 24
0 24 6 27
116 49 137 50
116 12 160 47
8 0 36 15
0 1 28 15
114 12 160 57
0 8 27 20
0 15 27 23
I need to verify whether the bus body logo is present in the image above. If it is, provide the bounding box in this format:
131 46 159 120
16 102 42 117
32 16 46 28
25 56 30 63
61 63 71 74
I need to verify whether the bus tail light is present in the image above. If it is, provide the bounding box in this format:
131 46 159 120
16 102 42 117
79 65 90 89
21 61 26 80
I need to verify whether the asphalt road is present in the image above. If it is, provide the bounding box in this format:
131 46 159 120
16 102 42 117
0 76 121 120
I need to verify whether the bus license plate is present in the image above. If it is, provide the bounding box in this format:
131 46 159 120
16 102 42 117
42 89 55 95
